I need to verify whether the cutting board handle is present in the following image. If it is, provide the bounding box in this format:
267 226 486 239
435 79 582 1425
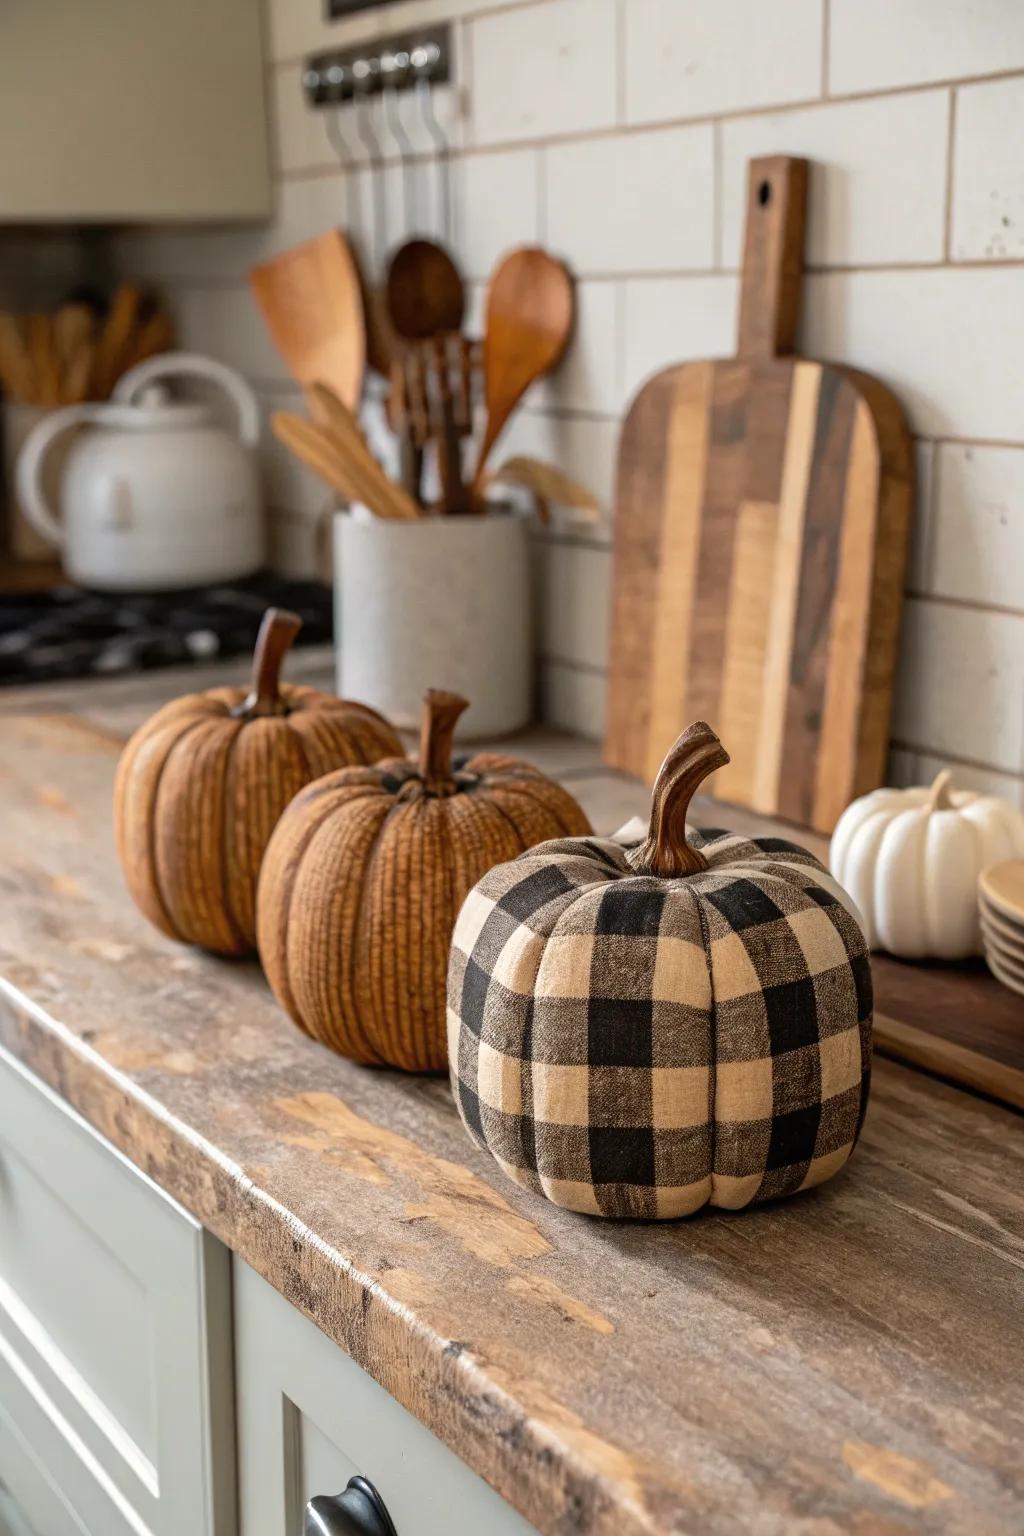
736 156 808 361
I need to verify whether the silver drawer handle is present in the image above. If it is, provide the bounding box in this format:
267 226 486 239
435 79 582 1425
305 1475 398 1536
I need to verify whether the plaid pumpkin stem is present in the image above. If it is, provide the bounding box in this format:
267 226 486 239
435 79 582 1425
629 721 730 878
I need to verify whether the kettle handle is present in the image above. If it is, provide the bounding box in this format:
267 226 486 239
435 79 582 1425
113 351 260 448
15 402 108 548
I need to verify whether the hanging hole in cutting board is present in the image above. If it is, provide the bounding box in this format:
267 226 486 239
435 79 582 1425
758 180 772 206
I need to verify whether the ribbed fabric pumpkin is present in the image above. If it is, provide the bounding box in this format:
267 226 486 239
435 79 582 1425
448 721 872 1219
257 689 592 1072
114 608 402 955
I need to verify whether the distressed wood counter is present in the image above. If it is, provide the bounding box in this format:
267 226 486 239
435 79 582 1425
0 663 1022 1536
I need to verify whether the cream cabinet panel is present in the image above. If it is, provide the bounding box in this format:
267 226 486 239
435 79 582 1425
234 1259 537 1536
0 1045 236 1535
0 0 270 222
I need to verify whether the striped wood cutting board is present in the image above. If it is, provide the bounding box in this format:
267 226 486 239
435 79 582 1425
605 156 914 834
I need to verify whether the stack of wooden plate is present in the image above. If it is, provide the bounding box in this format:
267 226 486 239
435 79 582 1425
978 861 1024 996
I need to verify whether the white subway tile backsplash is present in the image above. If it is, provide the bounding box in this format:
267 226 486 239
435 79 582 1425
951 76 1024 262
720 92 949 269
893 597 1024 776
800 267 1024 441
539 659 606 740
829 0 1024 94
169 284 287 382
545 124 714 275
906 441 936 594
538 541 611 670
624 0 822 126
622 275 738 404
470 0 617 145
456 149 540 280
537 280 622 414
927 444 1024 611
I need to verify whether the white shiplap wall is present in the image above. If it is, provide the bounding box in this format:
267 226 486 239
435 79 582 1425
113 0 1024 802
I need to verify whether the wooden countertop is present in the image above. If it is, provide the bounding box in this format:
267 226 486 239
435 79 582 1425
1 660 1022 1536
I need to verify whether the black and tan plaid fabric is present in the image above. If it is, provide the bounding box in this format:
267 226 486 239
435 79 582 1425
448 829 871 1219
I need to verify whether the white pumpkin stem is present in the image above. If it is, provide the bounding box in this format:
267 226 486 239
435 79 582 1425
629 721 730 878
233 608 303 719
418 689 469 787
928 769 955 812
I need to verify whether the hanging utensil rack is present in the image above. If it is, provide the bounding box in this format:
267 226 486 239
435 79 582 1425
302 26 452 106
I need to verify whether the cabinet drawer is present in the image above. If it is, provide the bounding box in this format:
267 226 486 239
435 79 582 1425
0 1045 235 1535
234 1260 537 1536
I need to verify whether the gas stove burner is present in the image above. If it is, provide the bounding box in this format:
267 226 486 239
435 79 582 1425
0 576 334 686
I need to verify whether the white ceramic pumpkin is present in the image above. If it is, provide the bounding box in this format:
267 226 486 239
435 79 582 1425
830 771 1024 959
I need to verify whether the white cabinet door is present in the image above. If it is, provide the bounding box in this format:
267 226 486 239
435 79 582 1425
0 1045 236 1535
234 1260 537 1536
0 0 270 221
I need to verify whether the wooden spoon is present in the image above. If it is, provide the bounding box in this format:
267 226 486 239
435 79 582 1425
250 231 366 410
472 247 573 492
385 239 464 342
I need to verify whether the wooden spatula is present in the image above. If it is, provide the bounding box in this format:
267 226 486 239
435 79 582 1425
250 232 366 410
472 247 573 491
604 156 913 834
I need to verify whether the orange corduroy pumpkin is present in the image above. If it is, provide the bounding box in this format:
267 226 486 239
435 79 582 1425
256 688 592 1071
114 607 402 955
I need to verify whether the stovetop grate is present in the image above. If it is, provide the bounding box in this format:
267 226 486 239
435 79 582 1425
0 575 334 686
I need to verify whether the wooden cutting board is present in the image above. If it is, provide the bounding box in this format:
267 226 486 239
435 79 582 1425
605 156 914 834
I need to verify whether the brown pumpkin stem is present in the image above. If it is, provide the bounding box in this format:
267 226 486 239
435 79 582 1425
232 608 302 719
418 689 469 787
629 721 730 878
928 769 955 811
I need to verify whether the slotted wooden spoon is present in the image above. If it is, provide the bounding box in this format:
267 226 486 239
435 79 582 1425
472 247 573 492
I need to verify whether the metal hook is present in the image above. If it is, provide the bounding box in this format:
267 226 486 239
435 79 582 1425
322 62 355 166
380 49 417 236
353 55 387 272
309 63 364 248
411 43 451 246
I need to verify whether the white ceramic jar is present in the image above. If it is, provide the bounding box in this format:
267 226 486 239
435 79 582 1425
334 508 532 737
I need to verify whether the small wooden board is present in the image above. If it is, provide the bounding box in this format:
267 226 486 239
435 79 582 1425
605 156 914 833
873 955 1024 1112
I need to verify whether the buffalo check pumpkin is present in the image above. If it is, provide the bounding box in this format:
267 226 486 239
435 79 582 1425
447 722 872 1219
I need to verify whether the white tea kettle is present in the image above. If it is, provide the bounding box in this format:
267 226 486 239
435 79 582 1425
16 352 264 590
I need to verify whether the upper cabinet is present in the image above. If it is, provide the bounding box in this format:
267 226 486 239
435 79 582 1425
0 0 271 223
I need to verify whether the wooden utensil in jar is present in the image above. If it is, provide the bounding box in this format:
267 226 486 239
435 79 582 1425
473 247 573 492
250 232 366 410
387 354 424 501
385 239 465 342
275 388 419 521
